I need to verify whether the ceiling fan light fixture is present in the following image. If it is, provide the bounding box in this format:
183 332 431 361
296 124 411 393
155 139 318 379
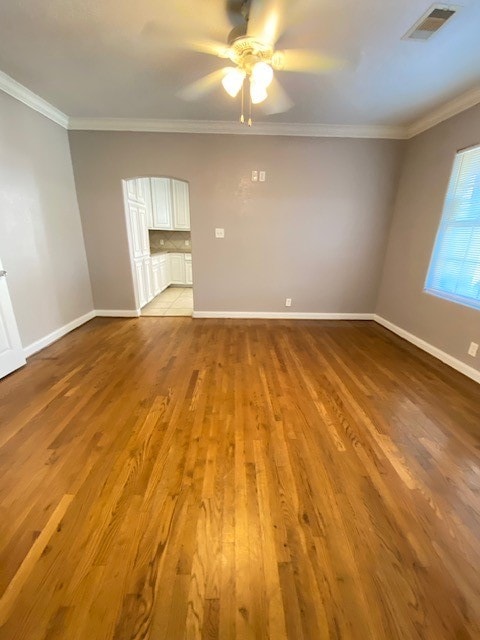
250 79 268 104
251 62 274 88
222 67 246 98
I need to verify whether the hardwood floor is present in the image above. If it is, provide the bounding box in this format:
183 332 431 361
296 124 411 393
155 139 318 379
0 317 479 640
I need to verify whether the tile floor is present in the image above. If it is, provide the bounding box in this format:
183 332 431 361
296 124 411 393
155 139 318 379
141 287 193 317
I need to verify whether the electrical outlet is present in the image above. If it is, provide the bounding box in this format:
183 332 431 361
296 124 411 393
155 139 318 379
160 239 165 245
468 342 478 357
285 298 292 307
215 228 225 238
185 239 190 246
251 170 258 182
259 170 266 182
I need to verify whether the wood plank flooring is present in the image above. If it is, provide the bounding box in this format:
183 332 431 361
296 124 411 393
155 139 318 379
0 317 479 640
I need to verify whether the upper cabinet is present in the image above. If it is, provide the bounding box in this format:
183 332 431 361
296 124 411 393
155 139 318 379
151 178 173 229
149 178 190 231
171 180 191 230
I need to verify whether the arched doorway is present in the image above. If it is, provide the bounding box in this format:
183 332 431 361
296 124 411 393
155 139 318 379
123 176 193 317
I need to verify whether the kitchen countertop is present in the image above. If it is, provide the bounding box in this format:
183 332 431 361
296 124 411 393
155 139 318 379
150 249 192 255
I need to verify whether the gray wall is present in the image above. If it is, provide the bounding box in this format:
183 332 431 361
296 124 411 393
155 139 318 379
68 131 404 313
376 102 480 373
0 92 93 348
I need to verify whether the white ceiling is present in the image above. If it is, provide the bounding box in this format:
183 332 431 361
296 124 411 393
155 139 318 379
0 0 479 127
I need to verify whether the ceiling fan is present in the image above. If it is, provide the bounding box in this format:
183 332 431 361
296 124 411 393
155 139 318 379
157 0 345 125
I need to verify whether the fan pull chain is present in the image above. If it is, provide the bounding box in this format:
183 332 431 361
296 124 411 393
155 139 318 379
248 92 252 127
240 79 245 124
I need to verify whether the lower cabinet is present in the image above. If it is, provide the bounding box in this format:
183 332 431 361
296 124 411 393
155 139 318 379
152 261 161 297
134 257 152 308
169 253 186 285
144 253 193 306
151 253 171 296
185 254 193 285
159 256 170 291
144 257 153 302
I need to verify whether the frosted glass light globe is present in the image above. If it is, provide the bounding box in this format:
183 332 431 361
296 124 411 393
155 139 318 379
250 79 268 104
222 68 246 97
251 62 274 88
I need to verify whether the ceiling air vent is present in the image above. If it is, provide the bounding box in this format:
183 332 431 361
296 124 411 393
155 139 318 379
404 4 458 41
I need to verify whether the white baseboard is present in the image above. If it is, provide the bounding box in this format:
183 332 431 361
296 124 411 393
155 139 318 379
95 309 140 317
23 310 96 358
194 311 375 319
374 315 480 385
23 309 141 358
193 311 374 320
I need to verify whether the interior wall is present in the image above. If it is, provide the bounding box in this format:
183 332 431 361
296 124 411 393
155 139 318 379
0 91 93 348
376 102 480 374
68 131 404 314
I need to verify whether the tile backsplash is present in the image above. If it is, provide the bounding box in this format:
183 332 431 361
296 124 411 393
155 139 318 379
149 230 191 252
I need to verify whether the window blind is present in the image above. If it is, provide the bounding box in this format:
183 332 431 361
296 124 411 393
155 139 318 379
425 144 480 311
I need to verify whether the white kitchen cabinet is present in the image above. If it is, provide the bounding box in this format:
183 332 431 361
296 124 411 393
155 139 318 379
152 253 171 296
135 178 147 206
160 255 170 291
152 259 161 296
172 180 191 230
129 204 149 259
134 257 154 308
126 179 138 203
184 254 193 285
169 253 186 285
127 177 149 206
151 178 173 229
134 258 147 308
150 178 190 230
150 251 192 292
144 257 153 302
143 181 154 228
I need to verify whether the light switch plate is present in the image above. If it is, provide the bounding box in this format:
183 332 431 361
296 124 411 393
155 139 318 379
251 170 258 182
259 171 266 182
468 342 478 357
215 228 225 238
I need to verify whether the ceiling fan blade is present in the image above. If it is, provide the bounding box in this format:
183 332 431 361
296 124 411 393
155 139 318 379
177 68 229 101
142 22 229 58
260 77 293 115
246 0 287 45
273 49 346 74
185 38 230 58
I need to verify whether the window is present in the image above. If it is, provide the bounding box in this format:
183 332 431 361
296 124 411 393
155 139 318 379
425 144 480 311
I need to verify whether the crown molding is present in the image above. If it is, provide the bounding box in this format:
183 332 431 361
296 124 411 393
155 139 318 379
1 66 479 141
0 70 69 128
406 85 480 138
67 117 408 139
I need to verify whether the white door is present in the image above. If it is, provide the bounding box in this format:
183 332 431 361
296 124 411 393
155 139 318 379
172 180 191 230
0 263 26 379
151 178 173 229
